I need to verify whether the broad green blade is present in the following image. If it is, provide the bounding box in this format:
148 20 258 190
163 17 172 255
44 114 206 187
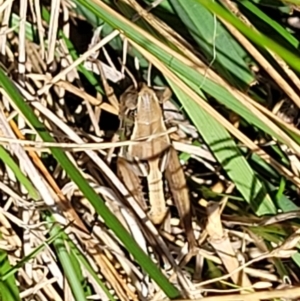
169 0 255 89
169 80 275 215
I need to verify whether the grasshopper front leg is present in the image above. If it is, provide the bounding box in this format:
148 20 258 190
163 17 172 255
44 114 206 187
165 146 196 249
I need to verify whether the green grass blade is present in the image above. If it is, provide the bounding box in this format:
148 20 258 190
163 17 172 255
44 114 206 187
0 146 40 200
196 0 300 72
67 238 116 301
0 234 20 301
239 0 298 48
1 222 66 281
48 220 87 301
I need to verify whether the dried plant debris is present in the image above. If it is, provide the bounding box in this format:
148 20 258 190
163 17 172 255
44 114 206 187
1 1 300 301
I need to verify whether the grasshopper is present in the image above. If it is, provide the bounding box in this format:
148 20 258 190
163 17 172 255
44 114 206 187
117 83 196 248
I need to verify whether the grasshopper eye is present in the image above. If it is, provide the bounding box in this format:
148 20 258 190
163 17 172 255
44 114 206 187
127 102 137 111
